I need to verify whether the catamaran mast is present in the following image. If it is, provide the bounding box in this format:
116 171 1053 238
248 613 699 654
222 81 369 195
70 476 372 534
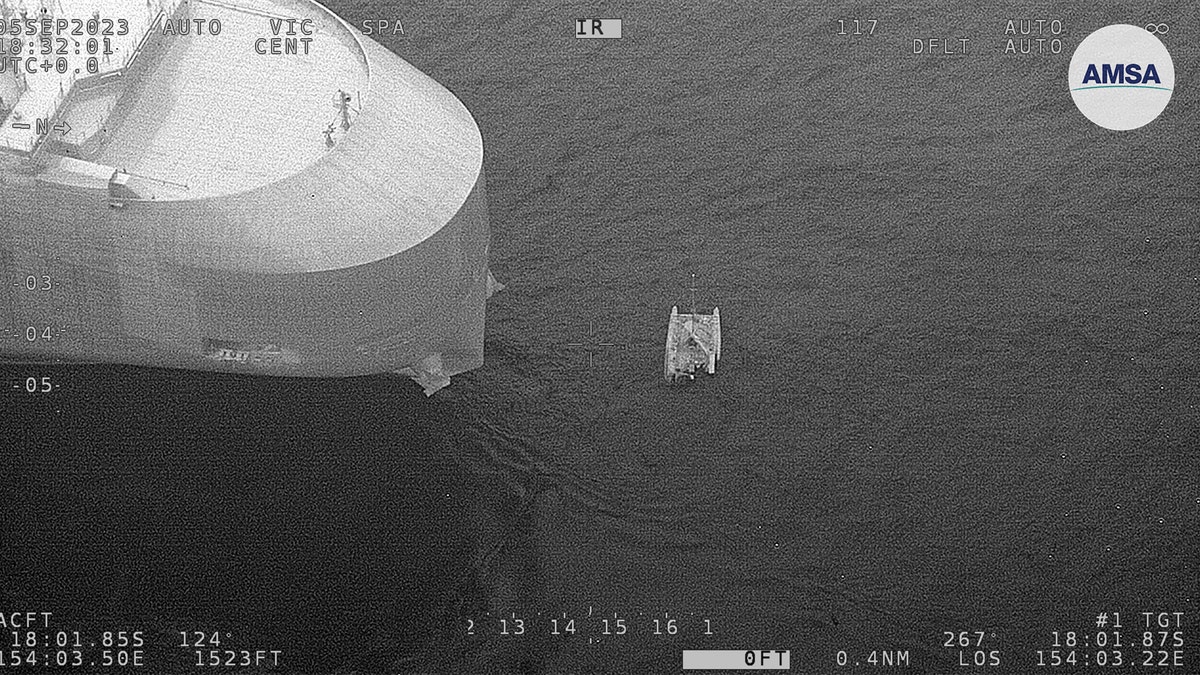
689 272 697 315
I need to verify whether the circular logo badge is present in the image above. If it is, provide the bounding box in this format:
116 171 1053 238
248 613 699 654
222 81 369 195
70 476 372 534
1069 24 1174 131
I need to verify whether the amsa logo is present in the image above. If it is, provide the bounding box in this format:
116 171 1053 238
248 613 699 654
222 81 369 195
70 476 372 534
1069 24 1174 130
1080 62 1164 86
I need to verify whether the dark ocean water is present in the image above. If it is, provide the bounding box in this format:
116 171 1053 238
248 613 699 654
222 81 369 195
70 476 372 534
4 0 1200 673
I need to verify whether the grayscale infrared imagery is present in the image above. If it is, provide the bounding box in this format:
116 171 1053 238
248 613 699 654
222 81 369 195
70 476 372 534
1 1 1195 673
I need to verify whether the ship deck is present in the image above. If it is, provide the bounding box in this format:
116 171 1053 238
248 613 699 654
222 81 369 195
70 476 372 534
4 0 486 273
0 0 179 153
93 0 370 199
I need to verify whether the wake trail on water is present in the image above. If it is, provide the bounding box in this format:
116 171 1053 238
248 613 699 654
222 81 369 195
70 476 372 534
436 360 704 537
